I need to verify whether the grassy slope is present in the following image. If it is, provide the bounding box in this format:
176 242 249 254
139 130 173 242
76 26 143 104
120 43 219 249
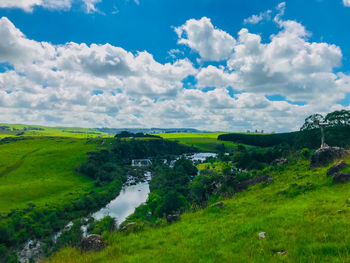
0 137 97 213
157 133 239 152
47 154 350 263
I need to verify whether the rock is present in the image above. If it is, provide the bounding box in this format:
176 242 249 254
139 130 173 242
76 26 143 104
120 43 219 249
80 234 105 252
273 158 288 166
276 251 288 256
17 240 44 263
310 147 348 168
327 161 347 177
209 202 225 209
166 214 180 223
333 173 350 184
259 232 266 240
120 222 137 232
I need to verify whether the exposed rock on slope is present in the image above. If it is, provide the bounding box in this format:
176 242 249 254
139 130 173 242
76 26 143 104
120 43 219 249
333 173 350 184
310 147 348 168
80 235 105 252
327 161 347 176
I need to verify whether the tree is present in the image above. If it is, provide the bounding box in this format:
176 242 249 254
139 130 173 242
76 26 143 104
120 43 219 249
300 114 324 131
325 110 350 127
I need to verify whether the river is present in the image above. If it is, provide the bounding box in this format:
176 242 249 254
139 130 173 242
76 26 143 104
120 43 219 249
93 178 150 224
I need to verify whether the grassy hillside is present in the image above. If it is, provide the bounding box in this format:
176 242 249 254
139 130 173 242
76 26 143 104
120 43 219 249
47 153 350 263
0 137 97 213
157 133 239 152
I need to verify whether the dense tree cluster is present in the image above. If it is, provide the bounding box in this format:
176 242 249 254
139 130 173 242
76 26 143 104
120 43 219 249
301 110 350 131
219 110 350 149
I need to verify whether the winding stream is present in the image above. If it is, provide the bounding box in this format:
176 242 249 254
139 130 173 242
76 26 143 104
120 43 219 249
93 179 150 224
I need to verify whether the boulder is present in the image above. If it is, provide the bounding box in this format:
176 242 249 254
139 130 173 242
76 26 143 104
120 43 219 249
327 161 347 177
166 214 180 223
258 232 266 240
333 173 350 184
310 147 348 168
80 234 105 252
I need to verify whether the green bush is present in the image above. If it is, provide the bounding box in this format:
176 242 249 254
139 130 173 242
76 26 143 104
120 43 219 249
88 216 116 235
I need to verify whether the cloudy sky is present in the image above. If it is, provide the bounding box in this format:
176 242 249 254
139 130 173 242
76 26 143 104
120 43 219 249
0 0 349 132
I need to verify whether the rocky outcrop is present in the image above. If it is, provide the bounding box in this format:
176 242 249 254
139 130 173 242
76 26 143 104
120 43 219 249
327 161 347 176
80 234 105 252
333 173 350 184
310 147 348 168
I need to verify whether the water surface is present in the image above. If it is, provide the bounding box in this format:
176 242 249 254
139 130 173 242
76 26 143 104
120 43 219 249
93 181 150 224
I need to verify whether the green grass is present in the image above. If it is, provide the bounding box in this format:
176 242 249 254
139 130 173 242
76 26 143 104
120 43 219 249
47 154 350 263
0 137 97 213
156 133 239 152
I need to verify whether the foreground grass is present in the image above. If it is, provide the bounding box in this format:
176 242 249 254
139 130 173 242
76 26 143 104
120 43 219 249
47 155 350 263
0 137 97 213
156 133 238 152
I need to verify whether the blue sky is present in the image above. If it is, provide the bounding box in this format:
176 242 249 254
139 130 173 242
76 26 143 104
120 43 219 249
0 0 349 131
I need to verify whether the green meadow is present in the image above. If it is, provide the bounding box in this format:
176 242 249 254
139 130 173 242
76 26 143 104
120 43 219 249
47 154 350 263
0 137 97 213
0 123 110 138
156 133 238 152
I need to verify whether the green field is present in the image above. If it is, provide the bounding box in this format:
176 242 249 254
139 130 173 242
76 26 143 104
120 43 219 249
0 123 111 139
156 133 239 152
0 137 97 213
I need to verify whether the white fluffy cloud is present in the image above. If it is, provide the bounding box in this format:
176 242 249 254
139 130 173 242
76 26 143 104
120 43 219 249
0 0 100 13
344 0 350 7
175 17 236 62
0 9 349 132
226 22 343 103
243 10 272 25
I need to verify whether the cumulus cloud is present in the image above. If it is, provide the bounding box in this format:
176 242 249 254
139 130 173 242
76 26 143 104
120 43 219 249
0 10 349 132
243 10 272 25
226 22 343 104
0 0 101 13
344 0 350 7
175 17 236 61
